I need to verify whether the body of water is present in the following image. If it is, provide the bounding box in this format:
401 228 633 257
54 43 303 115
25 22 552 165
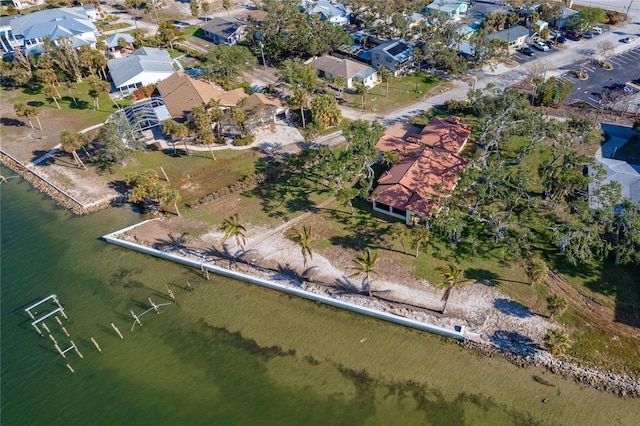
2 167 639 425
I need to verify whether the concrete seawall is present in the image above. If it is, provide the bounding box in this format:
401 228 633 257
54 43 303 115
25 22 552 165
103 222 466 341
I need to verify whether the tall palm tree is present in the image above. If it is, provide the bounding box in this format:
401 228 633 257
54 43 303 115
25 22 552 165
544 329 571 355
412 226 430 258
377 66 391 98
435 264 472 314
388 222 407 254
352 248 380 297
285 226 315 271
219 214 247 253
60 130 88 170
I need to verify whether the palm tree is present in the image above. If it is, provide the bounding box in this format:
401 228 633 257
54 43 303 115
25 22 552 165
352 248 380 297
388 222 407 254
87 76 110 110
377 66 392 98
354 82 368 110
526 258 548 285
381 150 400 167
44 85 61 109
163 188 181 216
547 295 567 319
219 214 247 253
285 226 316 272
13 103 33 129
435 264 472 314
60 130 88 169
412 226 430 258
333 75 345 97
544 329 571 355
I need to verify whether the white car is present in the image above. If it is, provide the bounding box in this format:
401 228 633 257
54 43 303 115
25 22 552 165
533 41 549 51
622 36 637 43
591 27 602 35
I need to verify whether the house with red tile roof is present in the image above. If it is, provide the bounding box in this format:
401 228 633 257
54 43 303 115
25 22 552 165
371 116 472 224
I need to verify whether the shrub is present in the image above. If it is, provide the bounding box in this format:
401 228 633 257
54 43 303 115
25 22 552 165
233 135 255 146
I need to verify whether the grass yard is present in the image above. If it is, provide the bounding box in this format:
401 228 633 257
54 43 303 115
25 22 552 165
340 73 442 113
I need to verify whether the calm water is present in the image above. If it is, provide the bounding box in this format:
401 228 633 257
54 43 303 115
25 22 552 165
2 167 639 426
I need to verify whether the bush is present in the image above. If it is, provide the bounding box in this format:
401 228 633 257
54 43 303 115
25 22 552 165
233 135 255 146
444 99 473 114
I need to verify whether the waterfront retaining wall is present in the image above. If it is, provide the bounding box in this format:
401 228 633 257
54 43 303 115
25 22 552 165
102 222 466 341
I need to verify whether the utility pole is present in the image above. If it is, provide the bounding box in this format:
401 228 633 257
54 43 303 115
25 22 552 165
626 0 634 20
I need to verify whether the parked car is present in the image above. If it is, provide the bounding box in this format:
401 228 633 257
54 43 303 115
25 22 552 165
557 35 567 44
172 20 190 28
549 30 559 39
582 32 594 39
591 27 603 35
533 41 549 51
621 36 637 43
545 41 555 49
565 31 582 41
521 46 535 56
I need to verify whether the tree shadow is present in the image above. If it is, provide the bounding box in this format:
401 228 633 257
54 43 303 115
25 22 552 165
26 100 44 107
490 330 540 355
22 85 42 96
1 117 25 127
275 263 302 283
153 232 189 252
69 99 91 110
108 179 128 194
334 276 364 295
494 298 534 318
465 268 500 285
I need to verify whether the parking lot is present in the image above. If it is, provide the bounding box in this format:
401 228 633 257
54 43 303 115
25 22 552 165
559 45 640 109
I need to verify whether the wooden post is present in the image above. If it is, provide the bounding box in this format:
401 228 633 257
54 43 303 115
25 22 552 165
166 285 176 302
33 324 43 336
66 363 75 373
160 166 170 183
149 297 159 314
55 316 63 326
91 337 102 353
27 310 35 320
49 334 58 345
53 296 62 308
201 264 210 280
54 343 66 358
61 326 70 337
111 322 124 339
186 280 193 292
60 309 68 320
71 340 83 359
131 310 142 327
41 322 50 333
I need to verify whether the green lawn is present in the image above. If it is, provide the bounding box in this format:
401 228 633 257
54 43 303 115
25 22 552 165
3 81 130 130
340 73 442 113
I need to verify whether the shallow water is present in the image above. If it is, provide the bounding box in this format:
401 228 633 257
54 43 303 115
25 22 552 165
2 167 639 426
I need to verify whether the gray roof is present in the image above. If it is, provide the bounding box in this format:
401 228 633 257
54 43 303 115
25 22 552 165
309 55 375 80
10 6 96 41
108 48 178 88
0 15 18 29
486 25 530 43
202 17 244 39
426 1 467 14
590 158 640 205
105 32 135 48
371 39 413 62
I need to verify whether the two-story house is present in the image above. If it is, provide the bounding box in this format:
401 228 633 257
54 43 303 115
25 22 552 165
370 39 413 77
202 17 246 45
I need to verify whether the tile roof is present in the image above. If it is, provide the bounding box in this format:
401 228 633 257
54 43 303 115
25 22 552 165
372 116 472 215
407 116 473 153
372 147 467 216
156 72 248 118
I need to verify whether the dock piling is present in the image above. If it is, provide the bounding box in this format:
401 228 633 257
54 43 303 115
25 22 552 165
54 343 66 359
55 316 63 326
111 322 124 339
66 363 75 373
91 337 102 353
70 340 83 359
61 326 70 337
41 322 50 333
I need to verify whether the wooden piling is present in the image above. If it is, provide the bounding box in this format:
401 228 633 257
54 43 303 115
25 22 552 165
61 326 70 337
90 337 102 353
111 322 124 339
160 166 170 183
60 309 68 320
148 297 159 313
166 285 176 301
54 343 66 358
186 280 193 292
71 340 83 359
131 310 142 327
27 311 35 320
33 324 43 336
66 363 75 373
53 296 62 308
49 334 58 345
55 316 63 326
41 322 50 333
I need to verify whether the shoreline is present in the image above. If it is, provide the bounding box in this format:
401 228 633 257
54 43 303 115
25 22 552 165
104 219 640 397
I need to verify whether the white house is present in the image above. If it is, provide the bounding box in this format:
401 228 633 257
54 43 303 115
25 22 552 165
425 1 469 17
301 0 351 26
486 25 531 50
6 5 98 54
308 55 378 89
202 17 246 45
108 48 183 95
